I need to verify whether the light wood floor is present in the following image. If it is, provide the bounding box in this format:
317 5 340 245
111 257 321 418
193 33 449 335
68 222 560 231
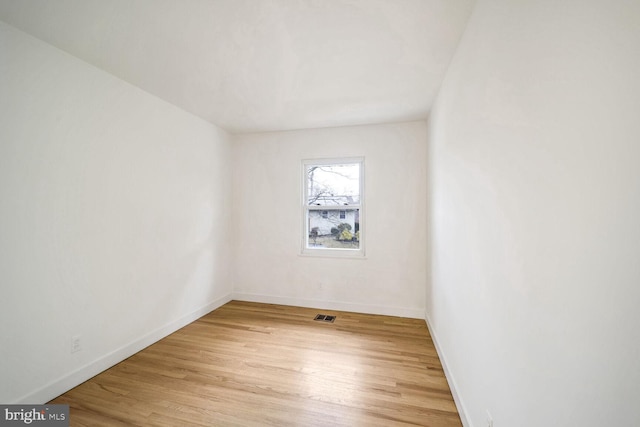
51 301 462 426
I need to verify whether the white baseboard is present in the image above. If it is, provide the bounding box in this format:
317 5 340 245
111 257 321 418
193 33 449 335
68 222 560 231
232 292 425 319
424 313 471 427
15 293 233 404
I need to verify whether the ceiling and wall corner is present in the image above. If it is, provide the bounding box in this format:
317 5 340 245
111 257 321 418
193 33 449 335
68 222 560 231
0 0 476 133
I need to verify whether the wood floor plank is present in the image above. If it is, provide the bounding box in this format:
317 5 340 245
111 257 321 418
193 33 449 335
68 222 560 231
50 301 462 426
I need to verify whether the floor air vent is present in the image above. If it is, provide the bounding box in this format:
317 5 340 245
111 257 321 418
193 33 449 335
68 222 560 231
314 314 336 323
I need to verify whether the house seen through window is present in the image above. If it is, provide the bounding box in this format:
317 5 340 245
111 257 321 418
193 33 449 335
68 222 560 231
303 158 363 256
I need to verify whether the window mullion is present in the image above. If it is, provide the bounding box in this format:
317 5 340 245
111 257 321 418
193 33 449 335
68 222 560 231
306 205 360 211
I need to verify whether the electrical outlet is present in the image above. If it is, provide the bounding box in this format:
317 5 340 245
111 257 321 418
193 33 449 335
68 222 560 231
486 410 493 427
71 335 82 353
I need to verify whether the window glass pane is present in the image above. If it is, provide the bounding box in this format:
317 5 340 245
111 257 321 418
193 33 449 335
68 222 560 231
307 163 360 206
307 209 360 249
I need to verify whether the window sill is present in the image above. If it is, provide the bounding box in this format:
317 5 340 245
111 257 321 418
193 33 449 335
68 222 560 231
299 249 366 260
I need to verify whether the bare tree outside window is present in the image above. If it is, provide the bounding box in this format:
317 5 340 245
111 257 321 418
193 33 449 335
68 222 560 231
307 164 360 206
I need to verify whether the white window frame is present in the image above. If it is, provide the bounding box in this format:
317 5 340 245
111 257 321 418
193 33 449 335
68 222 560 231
301 157 365 258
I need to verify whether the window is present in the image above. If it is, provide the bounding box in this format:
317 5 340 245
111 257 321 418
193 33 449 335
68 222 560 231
302 158 364 256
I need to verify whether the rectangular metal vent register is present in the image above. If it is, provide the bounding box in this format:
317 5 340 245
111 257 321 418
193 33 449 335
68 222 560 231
314 314 336 323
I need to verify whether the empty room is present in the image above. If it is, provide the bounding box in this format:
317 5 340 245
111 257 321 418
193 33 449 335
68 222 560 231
1 0 639 426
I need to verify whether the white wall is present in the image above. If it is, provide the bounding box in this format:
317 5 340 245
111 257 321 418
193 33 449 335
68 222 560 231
232 122 428 318
0 21 232 403
426 0 640 426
